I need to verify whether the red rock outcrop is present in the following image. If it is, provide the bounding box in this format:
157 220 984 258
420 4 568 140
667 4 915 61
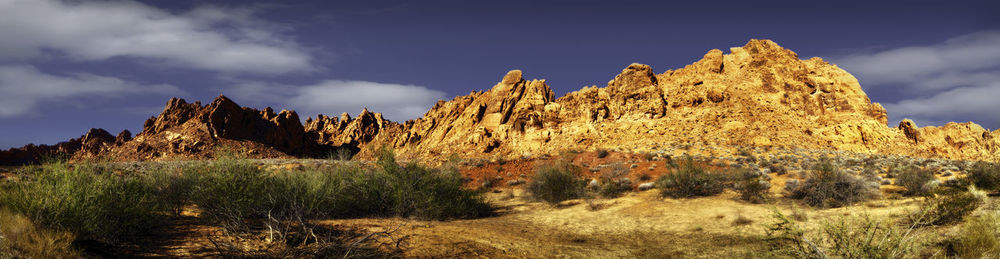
108 95 320 160
360 39 999 162
0 128 122 165
3 39 998 164
305 108 397 148
371 69 557 157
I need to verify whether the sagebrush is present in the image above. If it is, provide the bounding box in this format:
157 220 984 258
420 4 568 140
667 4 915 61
786 161 878 208
656 159 728 198
527 160 585 203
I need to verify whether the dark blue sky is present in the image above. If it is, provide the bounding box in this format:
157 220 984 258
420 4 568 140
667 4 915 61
1 0 998 148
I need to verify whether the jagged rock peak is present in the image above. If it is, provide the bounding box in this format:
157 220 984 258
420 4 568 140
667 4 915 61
739 39 799 58
899 119 921 144
609 63 657 88
82 128 115 144
501 70 523 85
304 107 396 147
115 130 132 144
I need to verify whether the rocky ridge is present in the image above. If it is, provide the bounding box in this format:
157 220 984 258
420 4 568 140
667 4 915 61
368 39 999 162
0 128 129 165
1 39 997 165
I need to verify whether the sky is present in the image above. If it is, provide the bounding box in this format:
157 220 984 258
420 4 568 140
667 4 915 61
0 0 998 148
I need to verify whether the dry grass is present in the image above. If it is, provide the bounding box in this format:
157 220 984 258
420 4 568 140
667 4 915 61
732 214 754 226
0 210 80 258
948 212 1000 257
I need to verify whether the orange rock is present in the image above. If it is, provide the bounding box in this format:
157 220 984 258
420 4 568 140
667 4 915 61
4 39 997 164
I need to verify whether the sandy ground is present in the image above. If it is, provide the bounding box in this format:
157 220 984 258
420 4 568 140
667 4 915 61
313 188 928 258
5 154 987 258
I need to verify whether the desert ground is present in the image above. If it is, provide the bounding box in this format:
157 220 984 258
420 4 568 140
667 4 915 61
2 148 997 258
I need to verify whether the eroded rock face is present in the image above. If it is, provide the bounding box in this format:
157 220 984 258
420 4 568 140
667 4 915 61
110 95 317 160
372 69 557 157
305 108 397 148
3 39 998 165
359 39 999 162
0 128 119 165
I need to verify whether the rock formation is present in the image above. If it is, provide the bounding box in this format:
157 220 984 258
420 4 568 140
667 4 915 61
107 95 323 160
365 39 999 162
304 108 396 148
2 39 998 164
0 128 125 165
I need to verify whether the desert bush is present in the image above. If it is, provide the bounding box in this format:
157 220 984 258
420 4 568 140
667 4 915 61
147 169 196 217
737 148 755 162
818 215 925 258
912 188 984 226
0 161 172 242
948 212 1000 258
896 167 936 196
184 158 274 232
786 161 878 208
656 159 728 198
769 164 787 175
765 211 927 259
187 148 492 231
371 157 493 219
187 148 490 255
327 147 354 161
599 178 632 198
966 162 1000 191
596 149 609 158
596 163 631 198
641 152 654 161
733 169 771 203
0 210 80 258
527 160 585 203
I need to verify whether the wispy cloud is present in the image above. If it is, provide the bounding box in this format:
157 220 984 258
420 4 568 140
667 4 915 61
0 65 184 117
228 80 447 121
0 0 314 74
833 30 1000 128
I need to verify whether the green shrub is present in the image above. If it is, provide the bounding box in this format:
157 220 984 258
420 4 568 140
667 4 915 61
527 161 585 203
186 149 492 230
373 161 492 219
786 161 878 208
765 211 927 259
184 158 274 232
147 168 195 217
817 215 925 258
656 159 728 198
948 212 1000 258
734 169 771 203
912 188 984 226
599 179 632 198
0 162 173 242
967 162 1000 191
897 167 936 196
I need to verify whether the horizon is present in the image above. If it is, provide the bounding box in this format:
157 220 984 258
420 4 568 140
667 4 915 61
1 0 999 148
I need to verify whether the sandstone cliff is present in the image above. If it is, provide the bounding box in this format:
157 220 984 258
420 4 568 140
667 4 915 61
2 39 997 164
364 39 999 162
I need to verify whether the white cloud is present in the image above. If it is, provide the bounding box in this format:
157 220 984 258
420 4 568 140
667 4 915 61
0 65 184 117
883 82 1000 129
0 0 313 74
832 30 1000 128
228 80 447 121
835 30 1000 89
